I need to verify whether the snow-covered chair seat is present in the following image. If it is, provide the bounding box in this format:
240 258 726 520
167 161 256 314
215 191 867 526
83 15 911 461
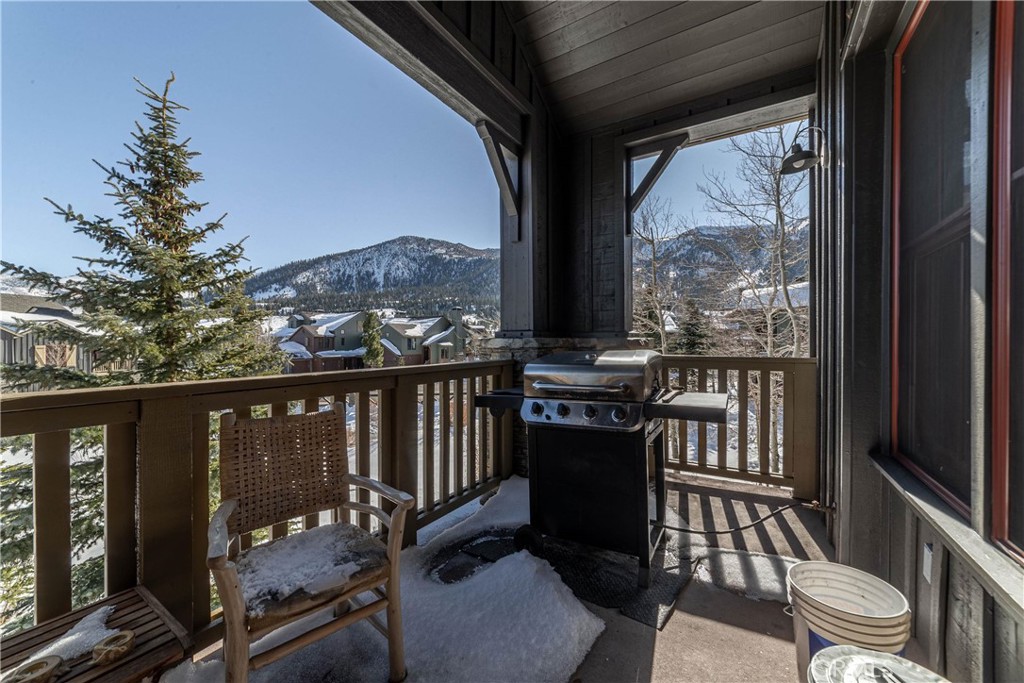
236 522 389 632
207 404 415 683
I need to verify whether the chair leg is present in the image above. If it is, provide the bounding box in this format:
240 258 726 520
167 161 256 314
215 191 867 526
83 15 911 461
224 630 249 683
385 588 407 683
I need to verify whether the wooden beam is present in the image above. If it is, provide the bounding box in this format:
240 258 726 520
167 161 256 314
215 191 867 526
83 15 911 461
628 132 689 215
477 120 521 225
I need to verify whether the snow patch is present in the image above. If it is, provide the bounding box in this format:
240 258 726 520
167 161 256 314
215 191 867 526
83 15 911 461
29 606 119 664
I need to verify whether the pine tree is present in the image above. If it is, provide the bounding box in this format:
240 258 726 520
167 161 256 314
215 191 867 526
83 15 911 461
679 299 712 355
362 311 384 368
0 75 284 634
1 74 284 389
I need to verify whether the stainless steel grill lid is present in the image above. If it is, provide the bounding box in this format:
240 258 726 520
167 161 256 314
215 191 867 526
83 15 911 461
523 350 662 402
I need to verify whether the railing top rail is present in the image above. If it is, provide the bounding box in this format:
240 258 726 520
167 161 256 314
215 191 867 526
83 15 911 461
0 359 514 414
661 355 817 369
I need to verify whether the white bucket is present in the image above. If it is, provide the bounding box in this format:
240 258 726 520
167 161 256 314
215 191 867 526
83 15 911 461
787 561 912 683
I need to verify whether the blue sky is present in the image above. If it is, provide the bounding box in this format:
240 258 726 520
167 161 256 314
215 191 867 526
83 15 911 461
2 1 798 277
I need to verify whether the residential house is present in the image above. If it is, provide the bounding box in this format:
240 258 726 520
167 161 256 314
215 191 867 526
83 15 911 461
272 311 368 372
381 308 465 366
0 294 95 380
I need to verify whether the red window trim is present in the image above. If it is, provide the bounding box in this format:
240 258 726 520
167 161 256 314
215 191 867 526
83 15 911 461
991 0 1019 560
890 0 972 519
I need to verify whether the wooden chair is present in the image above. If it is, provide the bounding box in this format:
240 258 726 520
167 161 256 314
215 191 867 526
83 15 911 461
207 404 415 683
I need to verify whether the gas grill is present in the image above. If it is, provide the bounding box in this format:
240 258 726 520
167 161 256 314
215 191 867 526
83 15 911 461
476 350 728 586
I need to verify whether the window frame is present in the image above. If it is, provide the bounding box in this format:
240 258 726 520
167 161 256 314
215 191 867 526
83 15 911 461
991 0 1021 561
890 0 973 518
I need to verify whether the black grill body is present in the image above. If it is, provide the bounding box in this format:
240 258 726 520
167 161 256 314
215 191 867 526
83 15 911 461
528 420 665 586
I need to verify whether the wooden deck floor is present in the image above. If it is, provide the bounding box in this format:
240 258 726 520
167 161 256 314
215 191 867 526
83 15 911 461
574 473 834 683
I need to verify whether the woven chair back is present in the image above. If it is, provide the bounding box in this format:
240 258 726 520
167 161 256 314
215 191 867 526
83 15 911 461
219 404 349 535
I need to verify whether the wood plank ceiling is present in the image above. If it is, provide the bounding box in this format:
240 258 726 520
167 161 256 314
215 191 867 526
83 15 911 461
506 1 825 134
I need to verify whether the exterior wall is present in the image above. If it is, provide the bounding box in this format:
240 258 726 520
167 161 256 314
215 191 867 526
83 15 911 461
1 329 93 375
815 2 1023 677
330 313 366 351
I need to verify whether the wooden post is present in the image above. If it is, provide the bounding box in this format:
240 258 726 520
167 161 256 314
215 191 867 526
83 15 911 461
390 375 420 547
498 363 514 478
357 391 372 530
792 362 819 500
104 421 138 595
33 430 72 622
190 412 211 631
138 397 194 632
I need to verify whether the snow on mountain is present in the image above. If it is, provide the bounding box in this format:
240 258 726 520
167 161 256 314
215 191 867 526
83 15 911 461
0 274 45 295
246 236 499 312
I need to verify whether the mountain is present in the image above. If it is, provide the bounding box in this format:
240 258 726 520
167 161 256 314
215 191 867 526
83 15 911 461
632 221 810 306
245 236 500 315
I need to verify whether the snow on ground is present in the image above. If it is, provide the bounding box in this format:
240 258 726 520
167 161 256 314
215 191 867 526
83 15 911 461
161 477 604 683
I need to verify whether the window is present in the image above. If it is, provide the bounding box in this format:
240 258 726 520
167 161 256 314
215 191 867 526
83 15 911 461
892 0 975 510
406 338 416 351
34 343 76 367
894 0 1023 562
337 337 345 346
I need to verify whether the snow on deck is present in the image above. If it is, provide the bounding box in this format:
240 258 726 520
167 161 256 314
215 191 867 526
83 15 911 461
162 477 604 683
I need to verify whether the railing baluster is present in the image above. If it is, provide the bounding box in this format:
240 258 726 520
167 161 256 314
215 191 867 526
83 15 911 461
738 370 749 473
455 378 465 495
783 371 795 481
697 368 708 468
468 376 477 488
104 421 137 595
357 391 372 530
480 376 491 481
717 368 728 470
758 369 771 474
441 380 452 501
423 384 435 512
33 429 72 622
190 413 211 629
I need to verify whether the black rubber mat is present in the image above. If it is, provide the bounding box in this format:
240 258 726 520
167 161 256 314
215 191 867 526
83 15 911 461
428 528 694 630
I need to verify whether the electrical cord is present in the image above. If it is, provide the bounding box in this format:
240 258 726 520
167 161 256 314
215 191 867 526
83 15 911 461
651 500 830 535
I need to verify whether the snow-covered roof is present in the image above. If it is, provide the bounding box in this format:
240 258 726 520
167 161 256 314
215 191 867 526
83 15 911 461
278 341 312 359
0 310 95 336
386 317 441 338
662 312 679 333
270 326 297 338
315 348 366 358
315 311 362 335
736 282 810 310
380 338 401 356
423 327 455 346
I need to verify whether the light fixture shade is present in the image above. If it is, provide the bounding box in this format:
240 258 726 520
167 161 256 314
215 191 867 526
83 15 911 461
781 143 820 174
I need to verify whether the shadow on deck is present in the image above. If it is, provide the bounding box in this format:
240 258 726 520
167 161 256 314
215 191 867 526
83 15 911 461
574 473 833 683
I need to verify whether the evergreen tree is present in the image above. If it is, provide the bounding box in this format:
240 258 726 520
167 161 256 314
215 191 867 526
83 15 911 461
361 311 384 368
679 299 712 355
1 74 284 389
0 75 284 634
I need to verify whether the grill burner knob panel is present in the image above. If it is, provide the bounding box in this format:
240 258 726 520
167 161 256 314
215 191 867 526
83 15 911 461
520 399 646 432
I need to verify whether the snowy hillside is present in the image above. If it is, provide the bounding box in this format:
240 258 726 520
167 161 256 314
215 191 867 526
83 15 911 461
0 274 45 295
246 236 499 314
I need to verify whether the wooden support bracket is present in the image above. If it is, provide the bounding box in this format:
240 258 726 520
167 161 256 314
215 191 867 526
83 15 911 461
628 132 690 218
477 120 521 240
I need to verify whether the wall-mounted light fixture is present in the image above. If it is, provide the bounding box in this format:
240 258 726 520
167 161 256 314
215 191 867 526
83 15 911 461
780 126 828 175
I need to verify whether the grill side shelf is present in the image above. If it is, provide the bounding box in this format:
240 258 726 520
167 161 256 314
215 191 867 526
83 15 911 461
644 392 728 424
473 387 524 417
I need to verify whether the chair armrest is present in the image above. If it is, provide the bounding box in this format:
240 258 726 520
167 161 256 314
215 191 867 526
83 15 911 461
342 473 415 510
207 499 238 570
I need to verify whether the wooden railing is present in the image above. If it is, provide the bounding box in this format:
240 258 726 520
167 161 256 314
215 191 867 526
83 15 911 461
0 360 513 642
660 355 817 500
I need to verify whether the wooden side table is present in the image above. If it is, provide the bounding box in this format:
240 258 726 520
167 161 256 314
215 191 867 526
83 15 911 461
1 586 191 682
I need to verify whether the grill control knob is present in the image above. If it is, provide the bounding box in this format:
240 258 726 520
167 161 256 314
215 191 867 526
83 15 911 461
583 404 597 419
556 403 570 417
610 406 627 423
530 402 544 416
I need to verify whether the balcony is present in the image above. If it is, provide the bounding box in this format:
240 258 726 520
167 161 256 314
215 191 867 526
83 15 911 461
0 355 827 680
